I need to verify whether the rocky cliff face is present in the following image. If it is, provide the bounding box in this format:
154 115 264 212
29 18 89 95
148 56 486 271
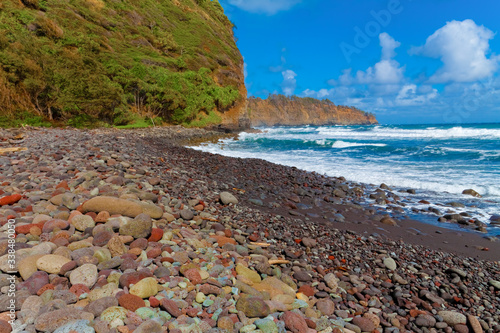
248 95 377 127
0 0 246 128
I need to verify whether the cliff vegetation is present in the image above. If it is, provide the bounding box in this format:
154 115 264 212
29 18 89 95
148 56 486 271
0 0 247 128
248 95 378 127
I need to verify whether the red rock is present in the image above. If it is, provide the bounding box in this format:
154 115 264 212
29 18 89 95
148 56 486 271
119 270 153 288
85 212 97 220
56 181 70 190
148 228 163 242
36 284 55 296
248 233 259 242
352 316 377 332
15 224 37 234
146 248 162 259
298 285 315 297
119 294 146 312
68 210 82 222
305 318 316 329
187 307 200 317
130 238 148 250
184 268 202 285
93 231 113 247
70 284 91 297
0 194 22 206
194 204 204 211
0 319 12 333
224 229 232 237
42 219 69 233
95 211 110 223
212 235 236 246
161 298 182 317
199 284 222 295
17 271 49 295
282 311 308 333
60 261 77 275
161 257 174 264
149 297 160 307
52 237 69 247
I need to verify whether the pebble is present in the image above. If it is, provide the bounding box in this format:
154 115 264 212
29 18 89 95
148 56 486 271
438 311 467 326
383 257 397 270
282 311 308 333
236 295 270 318
36 255 71 274
129 277 159 298
220 192 238 205
81 196 143 217
70 264 98 288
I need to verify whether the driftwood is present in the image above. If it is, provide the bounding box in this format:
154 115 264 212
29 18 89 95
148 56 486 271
0 147 27 154
268 259 290 265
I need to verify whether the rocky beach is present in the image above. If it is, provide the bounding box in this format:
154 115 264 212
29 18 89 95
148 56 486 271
0 126 499 333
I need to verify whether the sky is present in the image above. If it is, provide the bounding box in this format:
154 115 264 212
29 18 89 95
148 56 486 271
218 0 500 124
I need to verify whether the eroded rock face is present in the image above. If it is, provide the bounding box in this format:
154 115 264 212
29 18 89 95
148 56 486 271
248 95 378 127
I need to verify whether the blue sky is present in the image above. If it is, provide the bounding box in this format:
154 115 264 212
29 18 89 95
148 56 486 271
219 0 500 124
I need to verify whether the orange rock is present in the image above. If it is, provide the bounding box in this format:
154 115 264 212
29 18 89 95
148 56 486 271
55 181 70 190
0 194 22 206
212 235 236 246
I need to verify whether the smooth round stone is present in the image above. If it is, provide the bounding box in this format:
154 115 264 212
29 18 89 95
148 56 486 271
136 307 156 320
18 254 44 280
220 192 238 205
383 257 397 270
255 318 279 333
53 319 93 333
70 264 98 288
240 324 257 333
100 306 128 322
93 249 112 263
129 277 159 298
438 311 467 326
36 255 71 274
202 299 214 307
196 292 206 303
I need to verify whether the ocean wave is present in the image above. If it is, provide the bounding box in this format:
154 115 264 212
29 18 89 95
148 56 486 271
316 126 500 140
331 140 387 148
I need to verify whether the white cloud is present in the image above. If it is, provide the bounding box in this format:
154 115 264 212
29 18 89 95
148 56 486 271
395 84 438 106
411 19 499 83
356 33 404 84
225 0 301 15
335 33 404 86
281 70 297 95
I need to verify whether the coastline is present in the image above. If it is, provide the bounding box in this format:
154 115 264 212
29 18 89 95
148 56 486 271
1 126 499 333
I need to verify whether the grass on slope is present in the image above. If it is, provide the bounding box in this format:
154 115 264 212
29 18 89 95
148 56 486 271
0 0 242 127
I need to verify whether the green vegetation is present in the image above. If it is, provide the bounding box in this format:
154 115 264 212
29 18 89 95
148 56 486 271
0 111 52 128
0 0 244 127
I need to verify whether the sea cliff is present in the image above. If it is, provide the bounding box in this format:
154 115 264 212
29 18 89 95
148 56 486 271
248 95 377 127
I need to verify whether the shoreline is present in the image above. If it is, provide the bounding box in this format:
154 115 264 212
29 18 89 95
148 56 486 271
148 134 500 262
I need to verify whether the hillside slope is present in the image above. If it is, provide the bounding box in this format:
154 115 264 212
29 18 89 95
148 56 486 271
248 95 378 126
0 0 247 127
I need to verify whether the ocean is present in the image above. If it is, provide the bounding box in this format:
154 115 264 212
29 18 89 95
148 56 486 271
190 123 500 234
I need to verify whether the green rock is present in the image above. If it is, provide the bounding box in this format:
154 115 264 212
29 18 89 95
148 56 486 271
135 307 156 320
255 318 278 333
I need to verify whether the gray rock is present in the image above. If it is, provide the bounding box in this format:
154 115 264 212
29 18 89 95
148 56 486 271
220 192 238 205
383 257 397 270
438 311 467 326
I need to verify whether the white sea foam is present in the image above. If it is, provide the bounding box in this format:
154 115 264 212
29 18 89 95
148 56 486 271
316 126 500 140
192 124 500 226
331 140 387 148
